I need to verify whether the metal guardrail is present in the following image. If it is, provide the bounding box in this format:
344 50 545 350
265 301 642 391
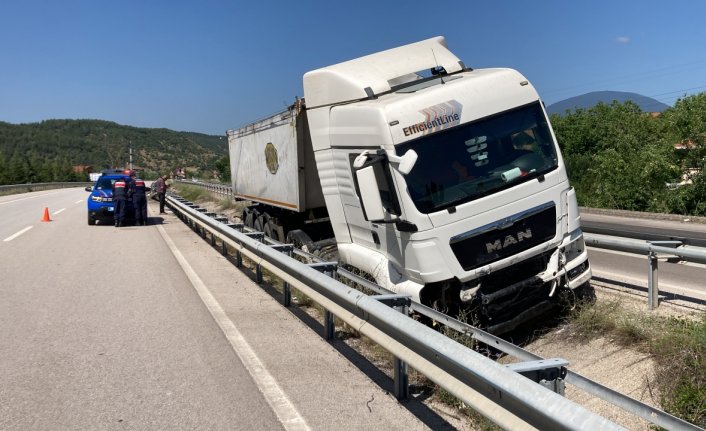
166 194 627 431
584 233 706 309
174 181 703 430
0 182 92 196
177 179 233 197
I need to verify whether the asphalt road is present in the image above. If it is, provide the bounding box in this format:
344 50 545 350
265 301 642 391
0 188 284 430
0 188 438 431
582 212 706 305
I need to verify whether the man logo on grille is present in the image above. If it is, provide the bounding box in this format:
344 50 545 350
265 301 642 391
486 228 533 253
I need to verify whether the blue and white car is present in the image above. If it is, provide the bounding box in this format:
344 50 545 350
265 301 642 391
85 173 134 225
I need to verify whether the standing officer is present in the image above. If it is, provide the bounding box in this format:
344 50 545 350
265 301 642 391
128 172 148 225
112 177 128 227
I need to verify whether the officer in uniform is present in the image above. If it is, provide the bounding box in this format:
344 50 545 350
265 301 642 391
112 177 128 227
128 172 148 225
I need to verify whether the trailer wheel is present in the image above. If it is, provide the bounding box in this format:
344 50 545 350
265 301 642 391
244 208 260 229
264 220 283 242
253 214 266 232
242 209 250 227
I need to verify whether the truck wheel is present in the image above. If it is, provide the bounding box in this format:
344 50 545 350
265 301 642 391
244 208 260 229
241 209 249 226
286 229 315 254
264 220 281 242
253 214 266 232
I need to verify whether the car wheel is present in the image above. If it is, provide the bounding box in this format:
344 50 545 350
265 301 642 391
87 214 95 226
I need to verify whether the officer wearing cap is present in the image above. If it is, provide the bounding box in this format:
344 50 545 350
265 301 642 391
128 171 149 225
112 177 128 227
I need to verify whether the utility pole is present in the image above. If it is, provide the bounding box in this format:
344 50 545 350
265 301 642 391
129 142 133 170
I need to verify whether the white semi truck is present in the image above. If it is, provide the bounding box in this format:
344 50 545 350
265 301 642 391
227 37 591 333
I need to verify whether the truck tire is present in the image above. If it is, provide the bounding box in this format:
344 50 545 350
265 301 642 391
264 220 283 242
286 229 315 254
244 208 260 229
253 215 265 232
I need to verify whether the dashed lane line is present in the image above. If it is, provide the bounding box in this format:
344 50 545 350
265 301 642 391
3 226 33 242
53 208 66 215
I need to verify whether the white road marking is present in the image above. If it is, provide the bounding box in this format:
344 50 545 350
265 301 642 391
3 226 33 242
53 208 66 215
74 200 83 204
155 224 310 431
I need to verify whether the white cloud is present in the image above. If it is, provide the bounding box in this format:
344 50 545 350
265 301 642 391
616 36 631 44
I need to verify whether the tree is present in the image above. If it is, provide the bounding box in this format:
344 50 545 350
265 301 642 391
215 155 231 183
551 101 679 211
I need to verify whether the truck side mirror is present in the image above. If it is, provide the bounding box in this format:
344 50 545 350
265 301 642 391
356 165 386 221
397 150 418 175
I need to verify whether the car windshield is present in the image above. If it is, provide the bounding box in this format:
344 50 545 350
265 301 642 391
95 177 120 190
397 102 558 214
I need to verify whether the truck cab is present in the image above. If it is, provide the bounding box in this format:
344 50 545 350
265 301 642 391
303 37 591 332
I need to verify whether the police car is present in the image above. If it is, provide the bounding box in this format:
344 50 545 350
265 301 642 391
85 170 135 225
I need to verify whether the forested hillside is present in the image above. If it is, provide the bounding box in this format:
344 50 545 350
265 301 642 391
551 92 706 215
0 119 227 183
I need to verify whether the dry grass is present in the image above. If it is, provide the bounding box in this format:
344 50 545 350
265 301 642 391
567 297 706 427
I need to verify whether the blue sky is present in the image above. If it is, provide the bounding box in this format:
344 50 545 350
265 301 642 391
1 1 705 135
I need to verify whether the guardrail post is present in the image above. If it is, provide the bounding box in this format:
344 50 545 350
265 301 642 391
393 301 410 400
372 294 411 400
324 268 335 340
256 262 263 284
324 310 335 340
304 263 338 340
648 251 659 309
271 245 294 307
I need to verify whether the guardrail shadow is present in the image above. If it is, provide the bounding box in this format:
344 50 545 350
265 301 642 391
220 253 459 431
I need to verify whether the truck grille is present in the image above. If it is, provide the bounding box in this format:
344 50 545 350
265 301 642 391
450 203 556 271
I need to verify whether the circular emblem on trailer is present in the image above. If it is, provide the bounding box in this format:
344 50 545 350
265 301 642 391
265 142 279 174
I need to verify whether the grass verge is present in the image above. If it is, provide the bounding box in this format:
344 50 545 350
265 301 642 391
568 298 706 428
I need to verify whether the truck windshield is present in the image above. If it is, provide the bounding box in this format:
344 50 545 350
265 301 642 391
397 102 558 214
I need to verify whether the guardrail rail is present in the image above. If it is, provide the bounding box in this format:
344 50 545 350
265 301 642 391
165 192 703 431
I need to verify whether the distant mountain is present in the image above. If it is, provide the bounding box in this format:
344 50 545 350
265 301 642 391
547 91 669 116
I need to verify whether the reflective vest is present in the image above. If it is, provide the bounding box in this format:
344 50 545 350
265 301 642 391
113 180 128 200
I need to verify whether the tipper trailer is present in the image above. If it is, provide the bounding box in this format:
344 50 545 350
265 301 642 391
227 36 591 333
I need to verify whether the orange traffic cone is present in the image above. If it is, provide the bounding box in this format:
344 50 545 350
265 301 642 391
41 207 52 222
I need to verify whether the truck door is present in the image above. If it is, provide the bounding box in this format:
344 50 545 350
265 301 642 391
333 149 389 253
338 148 412 269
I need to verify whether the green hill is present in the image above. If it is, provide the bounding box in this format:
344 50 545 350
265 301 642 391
0 119 227 184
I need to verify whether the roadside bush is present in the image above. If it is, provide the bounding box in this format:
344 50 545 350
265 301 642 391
651 316 706 427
